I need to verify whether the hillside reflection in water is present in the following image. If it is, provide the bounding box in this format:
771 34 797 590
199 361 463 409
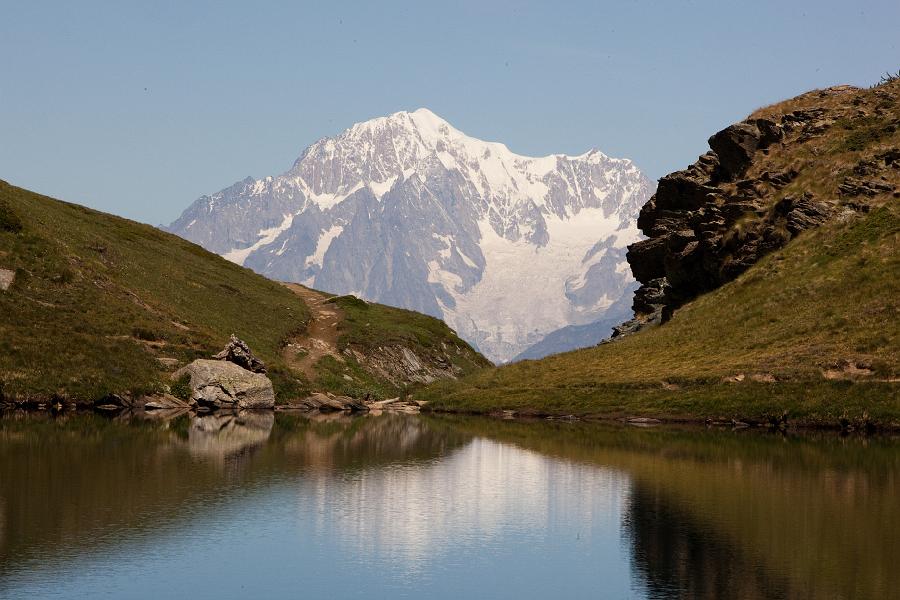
0 411 896 599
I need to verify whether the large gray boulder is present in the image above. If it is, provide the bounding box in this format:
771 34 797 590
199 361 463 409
173 359 274 409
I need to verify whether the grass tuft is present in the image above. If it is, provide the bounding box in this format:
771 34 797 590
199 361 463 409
0 198 23 233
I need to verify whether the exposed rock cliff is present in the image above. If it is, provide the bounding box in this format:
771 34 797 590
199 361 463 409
619 83 899 335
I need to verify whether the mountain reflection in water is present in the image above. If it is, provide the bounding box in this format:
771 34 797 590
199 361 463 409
0 411 896 599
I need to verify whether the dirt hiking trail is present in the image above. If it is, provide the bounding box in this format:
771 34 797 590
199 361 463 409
282 284 344 380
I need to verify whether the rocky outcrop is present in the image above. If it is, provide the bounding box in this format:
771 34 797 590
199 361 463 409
617 84 898 336
188 411 274 458
838 177 894 197
213 334 267 373
283 392 425 413
625 119 793 319
172 359 275 409
143 395 192 410
338 343 471 387
708 119 783 181
367 397 426 413
289 392 368 412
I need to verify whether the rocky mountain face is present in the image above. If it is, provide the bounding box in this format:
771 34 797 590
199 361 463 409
168 109 654 362
618 83 900 336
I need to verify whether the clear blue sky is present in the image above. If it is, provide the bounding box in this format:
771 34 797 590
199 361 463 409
2 0 898 225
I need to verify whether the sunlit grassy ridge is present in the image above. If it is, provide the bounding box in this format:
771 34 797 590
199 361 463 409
328 294 482 360
0 180 314 401
0 181 490 404
420 83 900 426
312 295 491 400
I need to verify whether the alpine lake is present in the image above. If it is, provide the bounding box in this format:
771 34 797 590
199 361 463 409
0 409 897 599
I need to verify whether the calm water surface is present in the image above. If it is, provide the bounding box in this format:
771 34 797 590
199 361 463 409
0 411 897 599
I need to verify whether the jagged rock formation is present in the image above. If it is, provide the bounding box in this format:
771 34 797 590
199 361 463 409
167 109 654 362
618 84 899 335
213 334 267 373
341 342 465 386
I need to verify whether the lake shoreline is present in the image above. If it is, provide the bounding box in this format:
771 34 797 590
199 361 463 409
426 407 900 433
420 379 900 432
4 395 898 433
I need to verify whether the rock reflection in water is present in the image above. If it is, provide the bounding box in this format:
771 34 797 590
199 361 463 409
0 410 469 586
278 411 466 472
188 411 274 459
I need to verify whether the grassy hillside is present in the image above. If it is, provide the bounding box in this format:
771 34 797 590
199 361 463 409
328 293 488 372
312 294 491 399
0 181 490 405
420 83 900 427
0 180 315 402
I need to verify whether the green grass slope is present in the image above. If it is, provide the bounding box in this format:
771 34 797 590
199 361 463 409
329 293 489 373
0 181 490 405
312 294 491 399
0 180 316 402
420 84 900 427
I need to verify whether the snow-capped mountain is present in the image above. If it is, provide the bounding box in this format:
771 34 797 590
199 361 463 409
167 109 654 363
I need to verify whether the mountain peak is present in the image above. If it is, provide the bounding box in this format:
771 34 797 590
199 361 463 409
301 109 627 181
341 107 458 145
404 107 455 136
170 109 655 362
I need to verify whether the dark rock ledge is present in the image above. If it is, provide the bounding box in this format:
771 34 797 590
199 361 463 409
613 97 893 339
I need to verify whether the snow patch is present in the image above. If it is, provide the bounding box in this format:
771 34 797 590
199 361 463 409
426 260 463 290
433 233 454 259
250 179 268 196
457 248 478 269
301 180 365 210
223 213 294 266
369 176 398 199
305 225 344 268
